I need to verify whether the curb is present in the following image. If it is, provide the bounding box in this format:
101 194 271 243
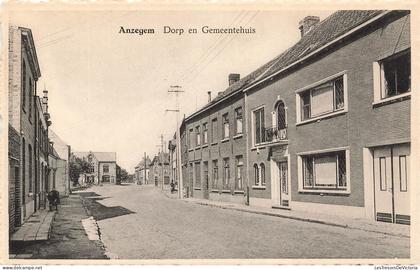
185 199 410 238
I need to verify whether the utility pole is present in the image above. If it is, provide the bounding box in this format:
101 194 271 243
161 134 164 191
156 134 165 190
143 152 147 185
167 85 185 199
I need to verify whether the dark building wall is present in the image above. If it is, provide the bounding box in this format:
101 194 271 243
246 13 410 207
184 93 247 199
9 124 21 234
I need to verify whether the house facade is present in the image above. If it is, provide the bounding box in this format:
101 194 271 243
181 74 250 203
134 156 151 185
73 151 117 184
245 10 410 223
149 153 170 187
178 10 411 224
8 26 43 224
49 129 71 196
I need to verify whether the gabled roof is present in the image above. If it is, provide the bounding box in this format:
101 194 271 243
151 153 170 165
135 157 152 169
18 27 41 79
186 10 388 121
49 129 69 160
73 151 116 162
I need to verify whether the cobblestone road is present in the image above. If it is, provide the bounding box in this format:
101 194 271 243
82 184 410 259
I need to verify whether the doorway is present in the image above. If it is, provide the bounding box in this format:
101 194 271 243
271 159 290 208
373 144 410 224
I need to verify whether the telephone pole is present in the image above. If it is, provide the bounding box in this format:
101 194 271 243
143 152 147 185
156 134 165 190
167 85 185 199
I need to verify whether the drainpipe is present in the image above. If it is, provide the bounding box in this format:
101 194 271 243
244 91 250 206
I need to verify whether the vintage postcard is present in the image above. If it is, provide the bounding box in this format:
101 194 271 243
0 1 419 266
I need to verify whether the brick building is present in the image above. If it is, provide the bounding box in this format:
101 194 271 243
134 156 151 185
8 26 43 223
181 74 249 203
8 124 21 234
149 152 170 187
179 10 410 224
49 129 71 196
73 151 117 184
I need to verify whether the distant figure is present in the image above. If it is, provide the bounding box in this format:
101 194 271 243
47 189 60 211
170 182 175 193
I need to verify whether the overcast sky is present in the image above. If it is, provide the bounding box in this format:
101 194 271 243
9 7 334 173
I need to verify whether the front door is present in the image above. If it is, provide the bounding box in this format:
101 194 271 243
373 144 410 224
271 160 290 208
278 161 289 207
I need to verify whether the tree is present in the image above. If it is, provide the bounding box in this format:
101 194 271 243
69 155 92 186
120 168 129 182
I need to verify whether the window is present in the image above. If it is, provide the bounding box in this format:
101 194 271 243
260 163 265 186
189 163 194 185
235 107 243 134
222 114 229 139
22 61 26 109
253 108 265 145
28 79 32 119
195 162 201 187
253 163 266 187
195 126 201 146
53 171 56 189
299 76 345 121
223 158 230 189
212 160 218 189
22 138 26 197
254 164 259 185
276 101 287 130
203 123 208 144
235 156 244 190
380 50 410 99
203 161 209 189
28 144 32 193
103 164 109 173
211 118 218 143
189 129 194 149
301 150 347 191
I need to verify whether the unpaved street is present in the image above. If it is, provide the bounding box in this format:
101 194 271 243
80 184 410 259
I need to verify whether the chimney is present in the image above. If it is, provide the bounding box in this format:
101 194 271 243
42 88 48 113
228 73 240 86
299 16 320 37
207 91 212 102
217 91 224 97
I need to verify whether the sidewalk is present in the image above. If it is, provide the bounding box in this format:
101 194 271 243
161 188 409 238
9 194 108 259
10 209 55 242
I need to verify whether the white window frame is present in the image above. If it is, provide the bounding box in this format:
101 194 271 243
252 163 266 189
251 105 266 147
372 49 411 105
188 128 194 150
297 147 350 194
296 71 348 125
222 113 230 139
196 126 201 146
202 122 208 145
235 107 243 135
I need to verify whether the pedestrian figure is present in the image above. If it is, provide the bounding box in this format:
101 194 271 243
47 189 60 211
170 182 175 193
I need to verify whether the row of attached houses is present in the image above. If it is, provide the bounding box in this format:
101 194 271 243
72 151 117 185
178 10 411 224
134 153 170 187
8 26 72 235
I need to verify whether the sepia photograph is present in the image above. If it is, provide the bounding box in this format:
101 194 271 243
1 3 418 265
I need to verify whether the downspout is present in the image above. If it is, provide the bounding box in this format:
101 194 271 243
244 91 250 206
